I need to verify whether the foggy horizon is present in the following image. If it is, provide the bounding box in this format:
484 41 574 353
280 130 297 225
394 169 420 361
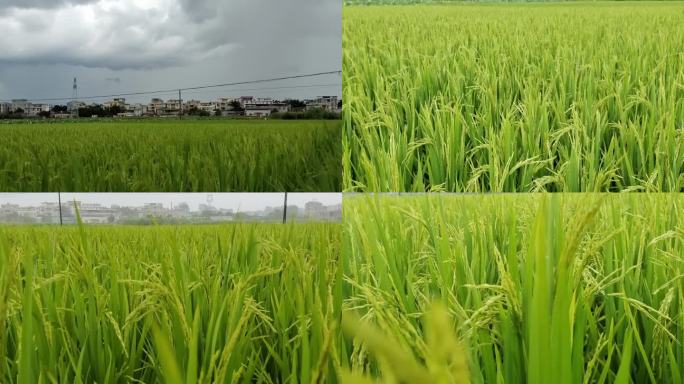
0 193 342 212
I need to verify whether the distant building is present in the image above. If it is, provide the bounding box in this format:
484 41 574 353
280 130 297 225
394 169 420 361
25 103 51 117
238 96 254 108
305 201 325 216
244 107 274 117
199 204 218 214
306 96 339 112
77 203 117 224
129 103 148 117
185 100 202 110
0 199 340 224
104 98 127 109
0 203 20 216
216 98 238 110
143 203 165 216
148 98 164 115
0 102 11 115
173 202 191 218
11 99 31 114
245 97 273 105
199 101 219 113
322 204 342 221
302 201 341 221
243 97 289 117
67 101 86 114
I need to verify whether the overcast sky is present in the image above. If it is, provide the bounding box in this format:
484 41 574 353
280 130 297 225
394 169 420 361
0 193 342 211
0 0 341 104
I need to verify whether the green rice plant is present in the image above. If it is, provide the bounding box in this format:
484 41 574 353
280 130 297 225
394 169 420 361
341 302 470 384
343 2 684 192
0 222 342 383
342 193 684 383
0 119 341 192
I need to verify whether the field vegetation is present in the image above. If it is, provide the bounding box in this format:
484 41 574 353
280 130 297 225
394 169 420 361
343 2 684 192
0 222 342 383
342 194 684 383
0 119 341 192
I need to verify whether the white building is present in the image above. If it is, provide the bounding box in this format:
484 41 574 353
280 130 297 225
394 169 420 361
25 103 51 117
245 97 273 106
216 98 238 110
0 203 20 216
165 99 181 112
128 103 148 117
104 98 127 109
11 99 31 113
185 100 202 110
243 97 289 117
306 96 339 111
244 107 274 117
38 202 60 216
16 206 39 219
148 98 164 115
143 203 165 216
0 102 11 114
238 96 254 108
302 201 342 221
199 102 219 113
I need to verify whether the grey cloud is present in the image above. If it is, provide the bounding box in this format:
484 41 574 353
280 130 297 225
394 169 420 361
0 0 341 101
1 0 98 10
0 0 340 70
0 1 194 69
177 0 215 22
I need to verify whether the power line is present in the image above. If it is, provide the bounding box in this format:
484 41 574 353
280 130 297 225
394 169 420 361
7 83 342 103
17 70 342 103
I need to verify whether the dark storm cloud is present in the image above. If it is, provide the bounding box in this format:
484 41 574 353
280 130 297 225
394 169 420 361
0 0 340 70
0 0 341 101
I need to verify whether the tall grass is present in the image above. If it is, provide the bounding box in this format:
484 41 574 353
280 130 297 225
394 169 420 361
0 223 342 383
343 193 684 383
0 119 341 192
343 3 684 192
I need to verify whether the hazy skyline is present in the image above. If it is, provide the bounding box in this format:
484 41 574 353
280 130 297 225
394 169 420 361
0 193 342 211
0 0 341 103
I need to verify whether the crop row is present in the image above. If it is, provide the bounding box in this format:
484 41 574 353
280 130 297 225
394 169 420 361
343 194 684 383
0 223 342 383
3 193 684 383
343 3 684 192
0 119 341 192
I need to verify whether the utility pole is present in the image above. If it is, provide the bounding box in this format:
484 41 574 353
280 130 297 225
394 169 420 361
178 89 182 120
72 78 79 118
283 192 288 224
58 192 63 226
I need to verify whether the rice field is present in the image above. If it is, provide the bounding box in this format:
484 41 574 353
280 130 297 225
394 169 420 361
343 2 684 192
0 119 341 192
0 223 342 383
342 193 684 383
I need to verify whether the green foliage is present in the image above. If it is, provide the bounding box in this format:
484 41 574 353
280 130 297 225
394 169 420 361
186 107 211 117
0 223 342 383
78 105 125 118
343 193 684 383
272 108 342 120
0 119 341 191
343 3 684 192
